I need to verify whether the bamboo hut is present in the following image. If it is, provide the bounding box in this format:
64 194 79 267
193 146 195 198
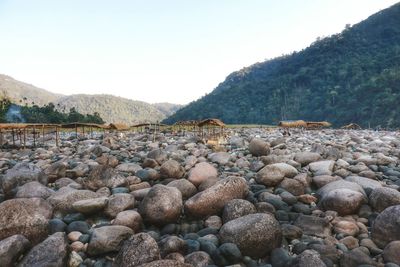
108 123 130 131
305 121 332 129
278 120 307 128
198 118 226 140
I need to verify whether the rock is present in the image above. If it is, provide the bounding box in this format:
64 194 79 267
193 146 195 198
68 231 82 242
219 243 242 264
339 236 359 250
292 249 327 267
371 205 400 248
281 224 303 240
66 221 90 234
279 178 305 196
184 251 212 267
294 215 332 238
317 180 367 216
383 241 400 265
345 176 382 194
138 260 192 267
209 152 231 165
44 161 67 182
18 232 68 267
112 210 142 232
15 181 54 199
185 177 248 218
72 197 108 214
167 179 197 199
309 160 335 176
48 219 67 234
369 187 400 212
248 138 270 156
0 235 30 267
147 149 168 165
140 184 183 225
68 251 83 267
222 199 256 223
339 249 379 267
188 162 218 187
334 220 359 236
87 225 134 255
104 193 135 218
160 160 185 179
312 175 341 188
2 162 48 198
68 163 89 178
294 152 322 166
48 187 99 214
0 198 53 244
115 163 142 173
70 241 85 252
205 216 222 229
114 233 160 267
219 213 282 258
159 236 187 257
256 163 298 187
83 165 126 190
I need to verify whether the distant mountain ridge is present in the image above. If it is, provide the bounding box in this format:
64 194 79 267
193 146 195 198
164 3 400 128
0 74 182 124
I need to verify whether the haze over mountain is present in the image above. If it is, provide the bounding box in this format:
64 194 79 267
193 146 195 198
164 3 400 128
0 74 181 124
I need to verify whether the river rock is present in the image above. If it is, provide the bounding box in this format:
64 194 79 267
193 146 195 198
188 162 218 187
0 235 30 267
72 197 108 214
104 193 135 217
256 163 298 187
222 199 256 223
140 184 182 225
0 198 53 244
15 181 54 199
292 249 327 267
112 210 142 232
309 160 335 176
17 232 68 267
369 187 400 212
113 233 161 267
209 152 231 165
184 251 213 267
160 160 185 178
115 162 142 173
294 152 322 166
167 179 197 199
83 165 127 190
185 176 248 218
248 138 270 156
371 205 400 248
383 241 400 265
2 162 48 198
48 187 99 214
219 213 282 258
294 215 332 238
87 225 134 255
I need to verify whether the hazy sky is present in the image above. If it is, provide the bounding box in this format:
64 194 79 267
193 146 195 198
0 0 398 104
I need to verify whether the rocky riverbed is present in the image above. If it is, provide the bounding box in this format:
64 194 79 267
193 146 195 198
1 128 400 267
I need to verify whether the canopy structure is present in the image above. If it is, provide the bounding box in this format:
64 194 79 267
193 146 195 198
198 118 225 128
278 120 307 128
341 123 362 130
108 123 130 131
305 121 332 129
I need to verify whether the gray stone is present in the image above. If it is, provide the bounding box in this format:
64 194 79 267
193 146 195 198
87 225 134 255
0 235 30 267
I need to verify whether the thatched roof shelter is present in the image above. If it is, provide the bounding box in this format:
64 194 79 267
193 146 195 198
198 118 225 127
61 123 107 129
108 123 130 131
305 121 332 128
0 123 62 130
278 120 307 128
174 120 199 126
341 123 362 130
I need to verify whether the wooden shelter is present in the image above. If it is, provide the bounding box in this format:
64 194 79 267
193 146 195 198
278 120 307 128
305 121 332 129
108 123 130 131
198 118 226 140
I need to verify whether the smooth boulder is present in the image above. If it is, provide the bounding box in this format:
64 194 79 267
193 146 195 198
188 162 218 187
256 163 298 187
87 225 134 255
249 138 270 156
219 213 282 258
371 205 400 248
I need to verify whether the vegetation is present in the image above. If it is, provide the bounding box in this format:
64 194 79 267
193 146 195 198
0 92 104 124
164 3 400 128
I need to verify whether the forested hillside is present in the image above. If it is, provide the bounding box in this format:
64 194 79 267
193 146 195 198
164 3 400 128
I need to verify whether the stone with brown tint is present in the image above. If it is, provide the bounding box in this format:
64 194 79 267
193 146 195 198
188 162 218 187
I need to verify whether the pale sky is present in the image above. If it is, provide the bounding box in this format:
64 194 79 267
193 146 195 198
0 0 398 104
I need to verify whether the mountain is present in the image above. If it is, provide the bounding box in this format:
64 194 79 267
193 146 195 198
152 102 184 117
0 74 62 106
164 3 400 128
56 94 166 124
0 75 181 123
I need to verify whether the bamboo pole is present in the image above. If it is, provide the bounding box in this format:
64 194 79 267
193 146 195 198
42 125 45 146
23 128 26 148
33 126 36 147
12 129 15 147
55 126 59 147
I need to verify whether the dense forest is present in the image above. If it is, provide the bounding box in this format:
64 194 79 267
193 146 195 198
164 3 400 128
0 92 104 124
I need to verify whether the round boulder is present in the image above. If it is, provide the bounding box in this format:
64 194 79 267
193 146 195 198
249 138 270 156
140 184 182 225
371 205 400 248
222 199 256 223
219 213 282 258
369 187 400 212
188 162 218 187
256 163 298 187
160 160 185 179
